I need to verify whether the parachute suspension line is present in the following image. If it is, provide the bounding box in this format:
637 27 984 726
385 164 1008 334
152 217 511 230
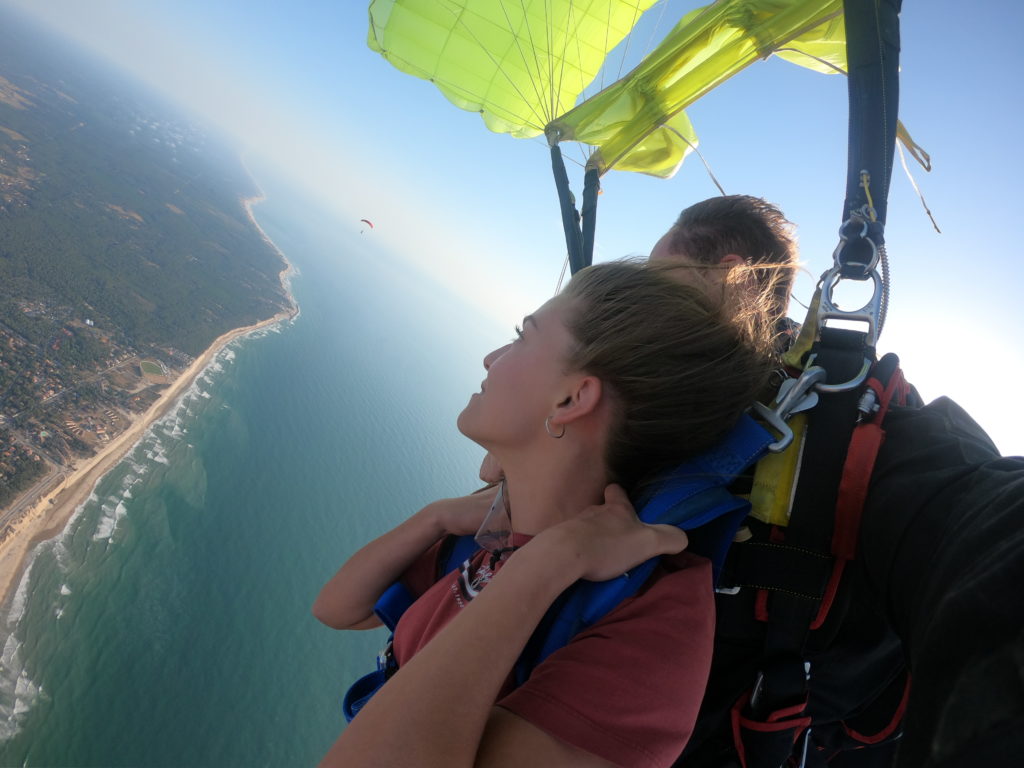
560 1 592 172
665 124 726 196
543 0 555 119
639 0 671 72
599 0 613 91
774 47 847 76
554 252 570 295
502 0 551 123
896 140 941 234
443 4 548 130
550 0 564 123
556 0 579 126
561 2 588 172
615 1 644 81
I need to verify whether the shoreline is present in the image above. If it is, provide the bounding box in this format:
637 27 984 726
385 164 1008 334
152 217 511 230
0 196 297 608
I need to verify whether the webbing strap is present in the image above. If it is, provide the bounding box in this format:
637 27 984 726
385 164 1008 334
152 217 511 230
517 414 775 682
842 0 902 229
766 328 869 649
834 354 907 560
730 353 914 768
550 145 596 274
730 328 869 767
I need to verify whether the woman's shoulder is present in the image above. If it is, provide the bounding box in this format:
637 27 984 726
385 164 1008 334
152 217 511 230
577 550 714 639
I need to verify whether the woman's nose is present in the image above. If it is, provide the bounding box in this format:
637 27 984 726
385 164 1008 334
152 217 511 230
483 343 511 370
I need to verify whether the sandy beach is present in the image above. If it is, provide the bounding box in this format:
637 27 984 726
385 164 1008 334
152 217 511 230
0 195 295 608
0 306 295 607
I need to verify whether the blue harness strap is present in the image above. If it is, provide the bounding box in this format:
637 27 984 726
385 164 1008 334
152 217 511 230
341 528 483 720
343 413 775 718
517 413 774 680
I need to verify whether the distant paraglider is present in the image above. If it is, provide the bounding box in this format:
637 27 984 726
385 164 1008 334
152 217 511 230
359 218 374 234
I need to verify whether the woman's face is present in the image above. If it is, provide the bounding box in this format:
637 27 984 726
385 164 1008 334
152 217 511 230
457 296 576 450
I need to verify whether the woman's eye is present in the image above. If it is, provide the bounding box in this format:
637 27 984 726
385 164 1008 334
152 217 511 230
512 324 524 341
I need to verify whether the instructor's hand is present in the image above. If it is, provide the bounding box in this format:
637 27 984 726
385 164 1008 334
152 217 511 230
549 484 689 582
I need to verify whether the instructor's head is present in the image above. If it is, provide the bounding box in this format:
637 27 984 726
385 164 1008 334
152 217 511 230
650 195 798 320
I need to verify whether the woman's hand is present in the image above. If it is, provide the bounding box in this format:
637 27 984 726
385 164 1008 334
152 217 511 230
545 484 689 582
313 488 497 630
426 486 499 537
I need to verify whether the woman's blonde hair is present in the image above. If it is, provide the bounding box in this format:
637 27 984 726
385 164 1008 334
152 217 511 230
562 259 778 491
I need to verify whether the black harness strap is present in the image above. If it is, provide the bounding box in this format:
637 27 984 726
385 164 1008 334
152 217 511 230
729 330 870 768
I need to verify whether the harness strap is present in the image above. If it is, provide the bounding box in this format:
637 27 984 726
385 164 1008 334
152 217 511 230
518 413 776 683
728 327 869 768
834 354 908 561
343 414 775 721
728 351 909 767
719 541 832 600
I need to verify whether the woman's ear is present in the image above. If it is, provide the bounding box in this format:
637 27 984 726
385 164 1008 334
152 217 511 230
719 253 747 268
549 375 603 427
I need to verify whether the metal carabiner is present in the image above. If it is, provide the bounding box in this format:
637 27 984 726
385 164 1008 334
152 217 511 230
818 266 884 346
753 366 828 452
834 210 879 277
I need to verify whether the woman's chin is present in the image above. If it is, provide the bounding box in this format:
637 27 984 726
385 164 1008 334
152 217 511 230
455 406 474 438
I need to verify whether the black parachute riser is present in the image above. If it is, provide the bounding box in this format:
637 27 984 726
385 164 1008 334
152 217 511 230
549 145 587 275
580 168 600 272
842 0 902 231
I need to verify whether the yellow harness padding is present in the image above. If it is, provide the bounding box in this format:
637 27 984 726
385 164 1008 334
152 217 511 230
744 282 822 526
749 412 808 526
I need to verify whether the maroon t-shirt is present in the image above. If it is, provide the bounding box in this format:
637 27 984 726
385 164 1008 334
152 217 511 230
395 536 715 768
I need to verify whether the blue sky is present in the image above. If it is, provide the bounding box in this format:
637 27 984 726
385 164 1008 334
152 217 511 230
5 0 1023 454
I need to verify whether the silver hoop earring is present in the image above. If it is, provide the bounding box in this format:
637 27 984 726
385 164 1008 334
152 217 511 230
544 416 565 439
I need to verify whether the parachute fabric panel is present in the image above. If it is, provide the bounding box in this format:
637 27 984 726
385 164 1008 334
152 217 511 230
584 110 699 179
774 11 846 72
367 0 659 140
547 0 844 177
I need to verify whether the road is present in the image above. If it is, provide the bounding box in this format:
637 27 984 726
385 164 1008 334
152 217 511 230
0 461 65 530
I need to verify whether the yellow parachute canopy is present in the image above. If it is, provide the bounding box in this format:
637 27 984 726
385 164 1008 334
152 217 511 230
548 0 848 177
367 0 856 179
367 0 661 139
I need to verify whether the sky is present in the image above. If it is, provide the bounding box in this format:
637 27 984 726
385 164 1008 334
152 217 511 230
4 0 1023 455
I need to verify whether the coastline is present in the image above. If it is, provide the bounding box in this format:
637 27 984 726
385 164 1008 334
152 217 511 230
0 195 297 608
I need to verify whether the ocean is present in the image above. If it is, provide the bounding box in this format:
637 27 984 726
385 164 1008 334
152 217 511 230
0 172 504 766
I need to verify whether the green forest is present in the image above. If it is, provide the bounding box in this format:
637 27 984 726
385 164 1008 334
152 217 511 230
0 18 289 358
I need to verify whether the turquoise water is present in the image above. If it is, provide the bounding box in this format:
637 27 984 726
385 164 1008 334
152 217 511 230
0 173 503 766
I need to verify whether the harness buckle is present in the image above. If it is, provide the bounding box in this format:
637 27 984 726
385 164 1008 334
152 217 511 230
754 366 827 452
377 638 397 678
817 266 884 352
814 214 885 378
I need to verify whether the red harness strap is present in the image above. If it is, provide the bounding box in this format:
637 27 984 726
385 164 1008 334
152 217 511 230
834 365 910 561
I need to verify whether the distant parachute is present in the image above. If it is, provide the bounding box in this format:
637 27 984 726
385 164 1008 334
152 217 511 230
360 218 374 234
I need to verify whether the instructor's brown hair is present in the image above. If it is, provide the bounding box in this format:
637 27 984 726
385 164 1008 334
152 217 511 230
667 195 798 318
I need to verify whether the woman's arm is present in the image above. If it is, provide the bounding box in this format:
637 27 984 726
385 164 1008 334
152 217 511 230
312 489 497 630
320 485 688 767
